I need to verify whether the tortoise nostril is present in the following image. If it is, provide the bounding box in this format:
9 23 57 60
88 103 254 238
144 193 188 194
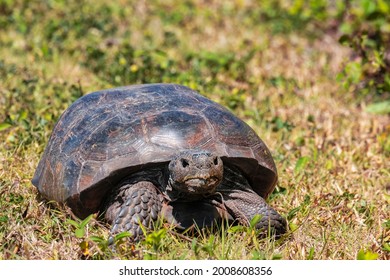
181 159 189 168
213 157 219 165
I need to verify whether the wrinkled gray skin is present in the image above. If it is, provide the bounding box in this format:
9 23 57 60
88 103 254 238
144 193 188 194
104 150 286 242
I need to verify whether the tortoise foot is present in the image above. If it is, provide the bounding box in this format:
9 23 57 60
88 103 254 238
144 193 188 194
255 203 287 237
222 188 287 238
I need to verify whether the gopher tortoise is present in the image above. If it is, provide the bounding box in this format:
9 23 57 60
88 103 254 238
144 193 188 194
32 83 286 241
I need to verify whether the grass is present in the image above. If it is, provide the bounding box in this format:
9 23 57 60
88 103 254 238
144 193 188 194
0 0 389 260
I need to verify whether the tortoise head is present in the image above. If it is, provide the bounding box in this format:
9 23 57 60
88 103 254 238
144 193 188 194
167 150 223 198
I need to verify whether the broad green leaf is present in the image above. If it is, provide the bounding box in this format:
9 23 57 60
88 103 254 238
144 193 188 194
251 250 265 260
249 214 263 229
228 225 245 233
272 254 282 260
365 100 390 115
114 231 133 241
307 247 315 260
295 156 309 173
80 214 93 228
90 236 106 243
0 215 9 223
75 228 85 239
289 222 298 232
18 110 28 121
191 238 198 249
0 123 12 131
66 219 80 228
145 228 166 245
378 0 389 13
357 249 378 260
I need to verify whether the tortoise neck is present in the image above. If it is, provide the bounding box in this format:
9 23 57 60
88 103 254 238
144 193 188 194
216 164 251 192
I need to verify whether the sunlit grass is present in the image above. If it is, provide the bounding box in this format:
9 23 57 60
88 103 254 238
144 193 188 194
0 0 389 260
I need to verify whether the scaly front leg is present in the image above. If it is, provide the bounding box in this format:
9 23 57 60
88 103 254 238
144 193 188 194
221 187 287 237
104 181 163 242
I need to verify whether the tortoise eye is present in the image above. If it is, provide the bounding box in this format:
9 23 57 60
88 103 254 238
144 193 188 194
213 157 219 165
181 159 189 168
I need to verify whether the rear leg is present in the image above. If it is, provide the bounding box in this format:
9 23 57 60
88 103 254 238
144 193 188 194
104 181 162 243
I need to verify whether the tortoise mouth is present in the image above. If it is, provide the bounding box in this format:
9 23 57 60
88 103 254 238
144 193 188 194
183 176 221 193
184 176 221 187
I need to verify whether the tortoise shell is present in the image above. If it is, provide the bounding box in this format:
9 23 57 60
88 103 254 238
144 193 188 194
32 84 277 218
